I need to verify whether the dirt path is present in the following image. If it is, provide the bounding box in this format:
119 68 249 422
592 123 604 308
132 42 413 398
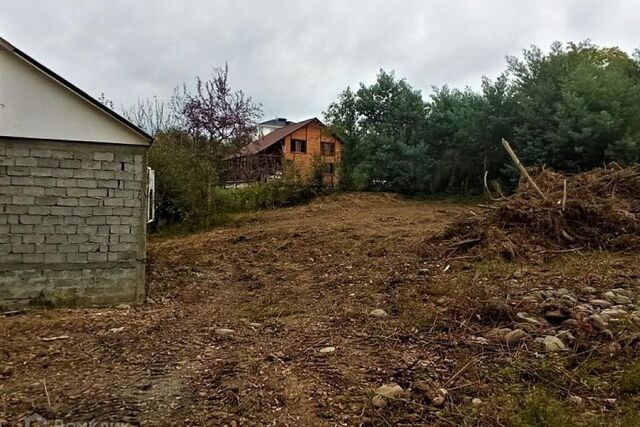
1 193 639 426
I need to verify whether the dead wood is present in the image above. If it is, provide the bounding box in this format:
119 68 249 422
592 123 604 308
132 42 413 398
425 164 640 260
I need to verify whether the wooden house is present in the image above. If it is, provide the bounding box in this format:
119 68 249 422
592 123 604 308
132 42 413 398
225 118 342 186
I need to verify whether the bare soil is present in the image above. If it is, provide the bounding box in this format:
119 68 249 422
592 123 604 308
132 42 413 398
1 193 639 426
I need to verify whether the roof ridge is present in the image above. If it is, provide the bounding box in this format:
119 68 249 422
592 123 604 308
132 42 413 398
229 117 318 158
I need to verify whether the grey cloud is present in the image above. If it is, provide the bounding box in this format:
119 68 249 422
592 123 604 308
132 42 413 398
2 0 639 120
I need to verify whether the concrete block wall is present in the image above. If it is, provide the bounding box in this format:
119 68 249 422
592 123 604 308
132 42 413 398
0 138 148 308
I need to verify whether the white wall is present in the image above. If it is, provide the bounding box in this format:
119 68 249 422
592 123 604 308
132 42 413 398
0 48 148 145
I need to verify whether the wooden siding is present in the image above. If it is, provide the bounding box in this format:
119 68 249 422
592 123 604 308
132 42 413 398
282 121 342 183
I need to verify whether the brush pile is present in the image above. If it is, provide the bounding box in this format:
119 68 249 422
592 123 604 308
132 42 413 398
427 164 640 260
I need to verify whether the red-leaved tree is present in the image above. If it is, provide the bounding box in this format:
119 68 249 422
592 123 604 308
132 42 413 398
178 64 262 156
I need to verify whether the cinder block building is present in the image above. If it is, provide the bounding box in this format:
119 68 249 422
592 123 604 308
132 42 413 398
0 37 154 308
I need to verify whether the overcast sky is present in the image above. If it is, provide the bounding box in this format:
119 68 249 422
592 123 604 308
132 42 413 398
2 1 639 122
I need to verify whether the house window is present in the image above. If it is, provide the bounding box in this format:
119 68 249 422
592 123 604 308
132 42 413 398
327 163 335 174
290 139 307 153
321 142 336 155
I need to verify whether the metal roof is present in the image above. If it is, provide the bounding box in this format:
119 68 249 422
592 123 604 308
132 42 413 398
259 118 292 127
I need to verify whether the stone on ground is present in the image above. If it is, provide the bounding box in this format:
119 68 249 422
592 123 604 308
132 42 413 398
372 383 404 408
504 329 528 345
369 309 389 318
543 335 567 352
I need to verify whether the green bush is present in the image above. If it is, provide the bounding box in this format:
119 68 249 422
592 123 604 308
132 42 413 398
148 132 219 231
148 133 329 233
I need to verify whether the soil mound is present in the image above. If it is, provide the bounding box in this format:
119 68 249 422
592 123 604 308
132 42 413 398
426 165 640 260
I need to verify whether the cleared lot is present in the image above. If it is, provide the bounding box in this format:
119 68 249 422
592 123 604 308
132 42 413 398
1 193 639 426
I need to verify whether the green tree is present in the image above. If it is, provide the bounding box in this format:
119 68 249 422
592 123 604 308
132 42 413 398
324 41 640 197
508 41 640 170
324 70 432 193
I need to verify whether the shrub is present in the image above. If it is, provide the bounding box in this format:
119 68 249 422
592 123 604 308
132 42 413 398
148 134 331 233
148 131 219 231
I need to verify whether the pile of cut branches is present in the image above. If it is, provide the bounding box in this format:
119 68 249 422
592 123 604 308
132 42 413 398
426 163 640 260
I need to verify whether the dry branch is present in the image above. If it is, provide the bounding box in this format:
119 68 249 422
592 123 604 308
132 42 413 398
501 139 547 200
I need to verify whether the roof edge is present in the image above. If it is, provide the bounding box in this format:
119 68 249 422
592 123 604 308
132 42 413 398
228 117 343 159
0 36 154 144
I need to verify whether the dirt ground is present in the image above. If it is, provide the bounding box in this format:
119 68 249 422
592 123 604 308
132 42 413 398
1 193 639 426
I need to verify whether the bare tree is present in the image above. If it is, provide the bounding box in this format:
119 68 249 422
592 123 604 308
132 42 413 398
122 97 178 136
178 64 262 150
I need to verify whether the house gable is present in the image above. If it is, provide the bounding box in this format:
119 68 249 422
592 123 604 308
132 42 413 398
0 38 152 146
236 118 341 158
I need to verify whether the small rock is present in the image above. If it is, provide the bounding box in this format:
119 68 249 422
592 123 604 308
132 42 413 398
585 314 607 331
561 319 579 329
215 328 234 336
319 346 336 354
414 382 448 407
603 291 632 305
371 395 387 408
517 312 542 325
373 383 403 407
543 335 567 352
369 309 389 318
590 299 612 308
612 288 633 298
431 388 448 407
377 383 403 397
504 329 528 346
600 308 628 322
116 303 131 310
472 397 483 406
